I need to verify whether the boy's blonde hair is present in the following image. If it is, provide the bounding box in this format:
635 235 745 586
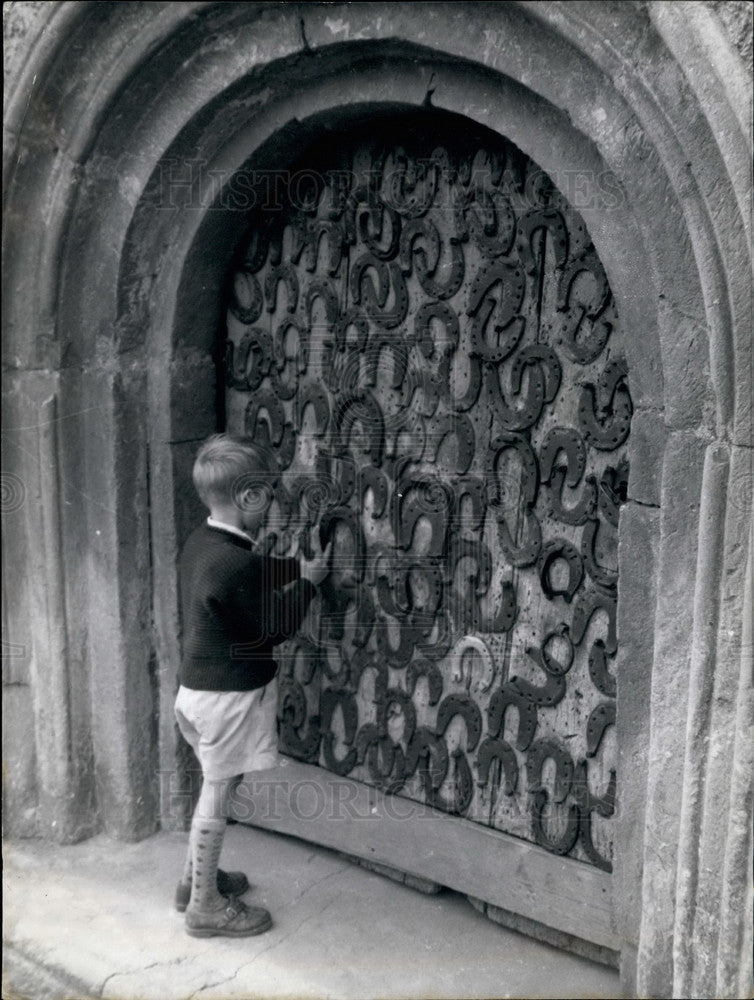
192 433 276 507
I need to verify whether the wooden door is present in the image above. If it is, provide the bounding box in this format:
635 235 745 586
224 112 630 949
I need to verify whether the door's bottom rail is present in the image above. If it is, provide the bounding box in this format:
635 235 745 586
229 756 618 952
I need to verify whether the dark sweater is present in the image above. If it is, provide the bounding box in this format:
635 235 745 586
179 523 316 691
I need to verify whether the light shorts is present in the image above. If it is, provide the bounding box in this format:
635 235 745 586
174 677 280 781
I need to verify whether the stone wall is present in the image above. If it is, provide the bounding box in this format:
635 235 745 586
3 3 751 997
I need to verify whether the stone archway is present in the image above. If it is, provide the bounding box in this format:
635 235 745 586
3 4 750 997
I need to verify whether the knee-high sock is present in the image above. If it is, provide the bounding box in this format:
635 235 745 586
181 823 195 885
190 816 226 912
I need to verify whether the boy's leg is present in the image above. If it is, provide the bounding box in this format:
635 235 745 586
184 775 271 937
176 776 249 910
189 775 235 913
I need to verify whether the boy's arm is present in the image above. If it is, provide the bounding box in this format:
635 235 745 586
264 577 317 646
222 562 316 651
262 555 301 591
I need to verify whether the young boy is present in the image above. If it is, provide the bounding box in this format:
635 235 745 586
173 433 330 937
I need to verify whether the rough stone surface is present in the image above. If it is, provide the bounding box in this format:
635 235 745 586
3 826 621 1000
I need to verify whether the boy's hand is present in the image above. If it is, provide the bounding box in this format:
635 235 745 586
299 525 332 586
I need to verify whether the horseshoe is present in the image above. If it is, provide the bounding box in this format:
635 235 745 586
539 626 575 676
452 476 487 533
515 206 568 276
383 149 437 218
304 278 340 338
558 306 613 365
360 465 389 518
578 359 632 451
264 263 299 314
430 145 458 184
546 467 598 526
319 170 350 221
367 736 404 788
415 606 454 661
598 458 629 528
282 213 308 267
487 684 538 751
531 791 580 857
581 518 618 591
484 348 554 432
355 722 382 765
240 217 273 273
426 412 475 474
511 345 562 404
557 246 610 320
393 475 453 557
478 579 518 633
271 318 307 399
228 268 264 325
413 301 460 361
572 759 615 872
294 380 330 437
399 217 441 275
314 449 356 507
350 648 388 700
448 537 492 598
279 679 321 761
331 389 384 466
318 576 358 645
377 688 417 746
572 588 617 654
350 254 409 329
497 509 542 569
225 328 272 391
415 236 465 300
434 693 483 752
404 560 444 617
406 657 444 706
540 427 587 486
454 185 516 257
483 357 545 432
405 726 449 791
508 646 566 708
468 259 526 354
320 688 358 776
526 739 574 805
400 367 442 419
444 749 475 816
438 352 483 412
588 639 616 697
537 538 584 603
359 192 402 260
350 585 375 650
318 505 366 582
343 183 375 244
364 332 410 390
450 635 497 694
302 219 345 275
375 558 411 618
374 614 417 667
586 701 616 758
487 432 539 508
476 737 518 795
244 390 286 446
